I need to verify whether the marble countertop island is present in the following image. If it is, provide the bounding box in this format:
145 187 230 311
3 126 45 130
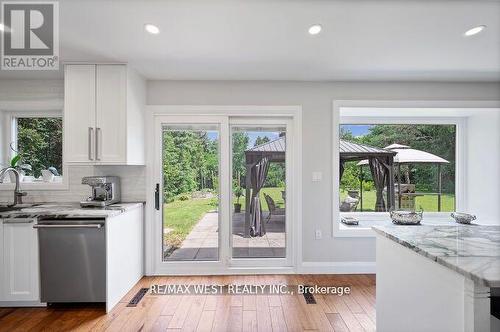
0 202 144 219
372 224 500 287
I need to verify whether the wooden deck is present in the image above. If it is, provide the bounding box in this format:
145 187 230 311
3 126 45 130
0 274 376 331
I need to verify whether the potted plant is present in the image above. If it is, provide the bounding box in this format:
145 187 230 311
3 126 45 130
234 186 244 213
8 154 32 183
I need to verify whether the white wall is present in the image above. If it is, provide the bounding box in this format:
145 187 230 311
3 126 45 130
147 80 500 264
466 111 500 224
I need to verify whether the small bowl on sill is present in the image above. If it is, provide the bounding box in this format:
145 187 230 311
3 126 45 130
390 210 423 225
451 212 476 224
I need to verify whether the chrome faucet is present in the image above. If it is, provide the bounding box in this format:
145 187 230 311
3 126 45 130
0 167 27 205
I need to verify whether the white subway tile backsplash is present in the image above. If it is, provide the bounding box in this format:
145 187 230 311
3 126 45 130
0 165 146 204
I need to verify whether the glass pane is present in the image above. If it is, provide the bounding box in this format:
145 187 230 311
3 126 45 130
231 126 286 258
339 124 456 214
16 117 63 178
162 125 220 261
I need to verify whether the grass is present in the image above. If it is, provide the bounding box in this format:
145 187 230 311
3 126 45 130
340 189 455 212
163 186 285 248
163 197 217 248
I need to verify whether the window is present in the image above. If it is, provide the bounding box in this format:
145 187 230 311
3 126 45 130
14 117 63 178
2 112 63 185
339 124 456 215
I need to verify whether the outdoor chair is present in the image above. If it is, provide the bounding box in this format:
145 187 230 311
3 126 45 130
339 195 359 212
263 193 286 223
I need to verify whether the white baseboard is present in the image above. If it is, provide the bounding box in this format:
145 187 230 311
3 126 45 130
146 262 376 276
298 261 376 274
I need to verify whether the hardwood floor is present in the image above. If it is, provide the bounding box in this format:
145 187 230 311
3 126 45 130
0 274 376 332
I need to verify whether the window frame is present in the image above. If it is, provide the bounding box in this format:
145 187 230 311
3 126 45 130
332 100 470 237
1 109 68 191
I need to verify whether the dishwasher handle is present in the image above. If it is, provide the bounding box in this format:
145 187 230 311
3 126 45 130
34 224 103 229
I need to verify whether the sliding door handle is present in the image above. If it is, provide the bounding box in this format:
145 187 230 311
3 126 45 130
95 127 101 161
155 183 160 210
88 127 94 160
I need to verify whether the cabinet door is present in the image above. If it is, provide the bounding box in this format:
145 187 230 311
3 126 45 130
96 65 127 163
64 65 96 163
1 219 39 302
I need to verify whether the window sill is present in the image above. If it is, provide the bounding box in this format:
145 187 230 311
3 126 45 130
333 212 454 238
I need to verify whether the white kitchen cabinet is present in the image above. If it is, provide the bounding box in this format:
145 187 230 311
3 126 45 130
63 65 96 163
64 64 145 165
0 218 40 304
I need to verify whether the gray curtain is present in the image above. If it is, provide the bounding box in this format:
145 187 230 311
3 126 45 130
369 157 389 212
340 160 345 181
249 157 270 237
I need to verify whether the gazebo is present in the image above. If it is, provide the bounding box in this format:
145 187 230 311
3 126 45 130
340 140 397 212
244 136 285 237
358 143 449 211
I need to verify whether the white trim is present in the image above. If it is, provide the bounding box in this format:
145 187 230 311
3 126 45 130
0 101 68 191
332 100 500 238
298 261 376 274
144 105 302 276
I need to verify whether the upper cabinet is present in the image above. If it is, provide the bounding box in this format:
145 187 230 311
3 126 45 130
64 64 145 165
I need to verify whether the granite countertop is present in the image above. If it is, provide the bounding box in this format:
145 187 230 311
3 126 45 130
0 202 144 219
372 224 500 288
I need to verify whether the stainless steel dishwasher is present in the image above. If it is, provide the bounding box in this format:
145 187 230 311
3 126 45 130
34 218 106 303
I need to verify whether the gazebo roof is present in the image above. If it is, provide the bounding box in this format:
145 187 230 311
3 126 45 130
246 136 285 153
340 139 396 162
357 143 449 165
245 136 285 163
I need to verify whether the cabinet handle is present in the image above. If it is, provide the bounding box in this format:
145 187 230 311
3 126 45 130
95 127 101 161
88 127 94 160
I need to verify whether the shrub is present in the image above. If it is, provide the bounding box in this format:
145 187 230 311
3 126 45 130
178 194 190 201
362 181 374 192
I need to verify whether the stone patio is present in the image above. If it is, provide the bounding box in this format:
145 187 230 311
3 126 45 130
164 211 286 261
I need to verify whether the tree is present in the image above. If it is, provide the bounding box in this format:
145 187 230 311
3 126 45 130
17 118 63 177
232 132 249 186
340 124 456 194
254 136 270 147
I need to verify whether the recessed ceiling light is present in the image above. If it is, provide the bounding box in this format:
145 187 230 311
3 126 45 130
144 24 160 34
308 24 322 35
464 25 486 37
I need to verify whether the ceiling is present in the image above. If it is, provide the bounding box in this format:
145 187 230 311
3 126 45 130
1 0 499 81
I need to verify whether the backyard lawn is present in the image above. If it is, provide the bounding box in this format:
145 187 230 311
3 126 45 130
340 190 455 212
163 197 218 248
163 186 285 248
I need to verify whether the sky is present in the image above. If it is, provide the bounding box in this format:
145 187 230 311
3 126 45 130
207 131 280 148
246 131 280 148
340 124 373 137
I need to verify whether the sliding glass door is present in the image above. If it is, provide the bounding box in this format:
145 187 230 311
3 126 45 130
162 124 221 261
231 125 287 259
153 115 292 271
